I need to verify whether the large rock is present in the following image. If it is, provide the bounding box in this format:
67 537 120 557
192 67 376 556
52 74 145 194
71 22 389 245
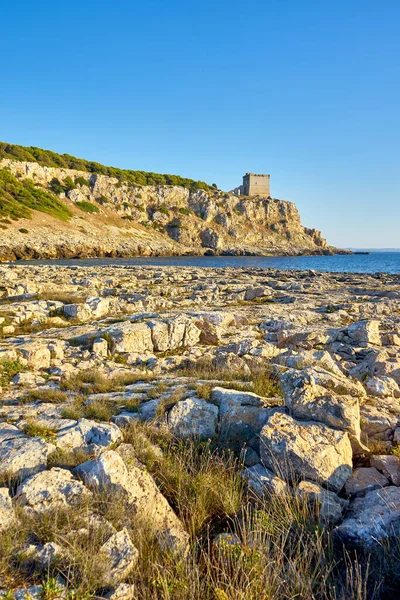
347 320 381 346
274 350 343 377
149 320 170 352
56 418 123 452
344 467 389 497
0 423 25 443
280 367 366 399
281 369 360 437
76 449 189 554
87 296 110 318
19 342 51 370
371 455 400 486
195 312 235 345
167 398 218 440
364 376 400 398
0 436 48 482
296 481 346 525
74 449 128 490
242 463 289 497
104 322 153 354
101 528 139 586
360 404 399 440
64 297 110 322
64 303 92 321
149 317 201 352
211 387 271 451
14 467 91 513
260 412 353 492
334 486 400 550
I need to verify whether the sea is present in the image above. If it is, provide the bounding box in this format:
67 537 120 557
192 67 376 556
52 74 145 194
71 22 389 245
17 251 400 274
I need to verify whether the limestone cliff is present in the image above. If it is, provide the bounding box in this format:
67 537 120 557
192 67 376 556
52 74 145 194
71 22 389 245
0 158 343 260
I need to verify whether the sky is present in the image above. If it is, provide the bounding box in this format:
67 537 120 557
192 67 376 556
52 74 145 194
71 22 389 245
1 0 399 248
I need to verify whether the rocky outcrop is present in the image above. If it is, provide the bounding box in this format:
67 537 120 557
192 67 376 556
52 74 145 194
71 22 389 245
0 158 343 260
2 261 400 594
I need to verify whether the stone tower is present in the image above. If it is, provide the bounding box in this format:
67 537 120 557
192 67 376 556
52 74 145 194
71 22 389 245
231 173 271 197
242 173 270 197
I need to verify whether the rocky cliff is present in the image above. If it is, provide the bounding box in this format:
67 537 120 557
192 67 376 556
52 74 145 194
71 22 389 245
0 155 343 260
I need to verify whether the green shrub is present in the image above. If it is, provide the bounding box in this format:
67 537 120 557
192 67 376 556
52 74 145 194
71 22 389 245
0 170 72 221
178 207 191 215
23 419 57 442
168 217 182 228
75 176 90 187
75 201 100 214
159 203 169 215
49 177 65 195
0 359 24 387
0 141 213 191
63 176 76 192
18 228 28 234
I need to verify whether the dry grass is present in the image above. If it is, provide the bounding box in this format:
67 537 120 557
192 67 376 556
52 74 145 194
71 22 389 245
194 382 213 400
60 369 154 395
0 483 378 599
39 289 87 305
47 447 95 469
0 422 394 599
155 388 188 417
23 389 69 405
23 419 58 443
180 360 283 399
60 394 118 422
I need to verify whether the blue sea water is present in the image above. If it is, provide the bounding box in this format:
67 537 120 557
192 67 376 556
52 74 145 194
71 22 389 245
18 252 400 274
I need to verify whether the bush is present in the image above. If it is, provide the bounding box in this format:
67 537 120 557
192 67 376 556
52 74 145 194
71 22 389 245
0 141 213 191
0 170 73 221
49 177 65 195
0 359 24 387
159 203 169 215
74 176 90 187
168 217 182 228
75 201 100 214
63 176 76 192
18 228 28 234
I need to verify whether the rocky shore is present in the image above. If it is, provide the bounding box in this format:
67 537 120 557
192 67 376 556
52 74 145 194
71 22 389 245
1 263 399 598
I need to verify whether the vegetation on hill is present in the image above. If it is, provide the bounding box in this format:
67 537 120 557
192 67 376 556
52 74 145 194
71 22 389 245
0 169 73 221
0 141 213 191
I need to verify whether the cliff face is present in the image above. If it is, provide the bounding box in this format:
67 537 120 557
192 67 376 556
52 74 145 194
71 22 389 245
0 158 341 260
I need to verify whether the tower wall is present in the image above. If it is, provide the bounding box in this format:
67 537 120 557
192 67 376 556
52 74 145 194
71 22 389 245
242 173 270 197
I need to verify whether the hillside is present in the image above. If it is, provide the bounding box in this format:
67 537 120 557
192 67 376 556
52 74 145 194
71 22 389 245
0 142 343 260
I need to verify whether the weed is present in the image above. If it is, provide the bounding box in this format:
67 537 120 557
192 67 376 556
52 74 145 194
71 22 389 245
0 359 24 387
24 389 68 404
23 419 58 443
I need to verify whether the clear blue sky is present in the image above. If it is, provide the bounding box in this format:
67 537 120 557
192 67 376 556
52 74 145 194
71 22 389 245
2 0 399 248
